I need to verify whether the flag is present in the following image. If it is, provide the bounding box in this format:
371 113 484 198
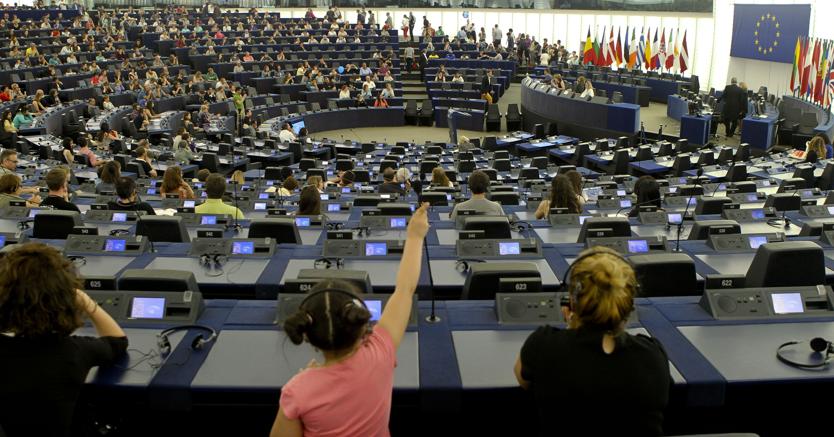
598 26 607 66
805 38 820 99
642 28 650 70
583 28 595 65
825 46 834 107
730 4 811 64
815 41 828 104
615 27 623 66
628 27 638 69
593 29 602 66
679 30 689 74
801 37 813 98
607 26 616 67
790 36 801 93
666 29 677 71
650 28 660 70
658 28 667 70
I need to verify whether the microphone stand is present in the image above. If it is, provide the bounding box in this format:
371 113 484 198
226 142 242 234
424 242 441 323
133 193 154 253
674 168 703 252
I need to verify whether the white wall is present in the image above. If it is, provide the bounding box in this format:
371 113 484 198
274 1 834 93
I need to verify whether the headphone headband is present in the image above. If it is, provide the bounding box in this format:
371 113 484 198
561 248 634 296
776 339 833 369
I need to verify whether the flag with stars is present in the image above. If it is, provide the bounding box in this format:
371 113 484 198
730 4 810 64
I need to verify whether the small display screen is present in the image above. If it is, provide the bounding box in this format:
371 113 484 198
627 239 649 253
688 197 697 205
828 206 834 215
667 213 683 224
619 199 632 208
232 241 255 254
328 203 341 212
498 241 521 255
342 187 351 193
380 194 391 199
579 216 590 224
259 193 269 200
104 239 126 252
0 235 5 246
748 235 768 249
365 299 382 322
295 217 311 227
746 194 758 202
365 242 388 256
761 180 771 187
254 202 267 211
750 209 765 220
717 184 726 191
111 212 127 222
772 292 804 314
201 191 207 198
194 183 204 189
801 190 813 198
28 209 41 218
183 200 196 208
446 194 453 201
390 217 407 228
201 215 217 225
668 186 678 193
616 189 626 196
320 194 329 201
130 297 165 319
146 188 156 195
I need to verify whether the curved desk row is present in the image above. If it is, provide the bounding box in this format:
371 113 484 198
77 294 834 436
520 77 640 138
259 107 406 134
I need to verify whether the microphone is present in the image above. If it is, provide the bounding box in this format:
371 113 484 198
674 167 703 253
768 185 801 230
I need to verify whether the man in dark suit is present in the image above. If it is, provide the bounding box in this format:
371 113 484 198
719 77 747 137
418 49 428 75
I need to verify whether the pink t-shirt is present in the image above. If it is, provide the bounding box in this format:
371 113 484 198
280 325 397 437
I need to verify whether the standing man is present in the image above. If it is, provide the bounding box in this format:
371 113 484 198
718 77 747 138
418 49 429 75
480 69 494 104
404 44 415 73
408 12 415 43
492 24 502 49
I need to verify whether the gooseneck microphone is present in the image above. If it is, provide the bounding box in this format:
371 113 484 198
674 167 703 252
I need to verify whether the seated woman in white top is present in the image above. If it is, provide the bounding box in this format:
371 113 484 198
580 80 595 99
451 72 465 83
338 85 351 99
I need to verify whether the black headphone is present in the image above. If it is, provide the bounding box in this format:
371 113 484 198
199 253 227 276
776 337 834 370
298 287 373 345
314 256 345 270
326 221 343 231
455 258 485 274
353 226 371 237
157 324 218 356
510 220 532 236
559 248 639 306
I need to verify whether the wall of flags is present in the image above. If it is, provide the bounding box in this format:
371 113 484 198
789 36 834 107
580 26 691 75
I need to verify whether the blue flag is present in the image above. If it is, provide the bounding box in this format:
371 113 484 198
730 4 810 64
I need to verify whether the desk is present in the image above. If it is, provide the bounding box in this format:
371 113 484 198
680 114 712 146
667 94 689 121
741 115 778 152
452 328 685 388
191 330 419 390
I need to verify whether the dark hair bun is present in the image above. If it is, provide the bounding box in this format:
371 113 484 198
283 311 312 345
341 300 371 327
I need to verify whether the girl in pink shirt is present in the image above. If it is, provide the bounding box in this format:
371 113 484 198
271 204 430 437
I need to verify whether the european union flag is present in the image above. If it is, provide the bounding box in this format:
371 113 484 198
730 4 810 64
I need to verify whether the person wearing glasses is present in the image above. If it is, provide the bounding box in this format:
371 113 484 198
0 150 38 195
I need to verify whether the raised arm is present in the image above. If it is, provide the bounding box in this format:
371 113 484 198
378 203 429 349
